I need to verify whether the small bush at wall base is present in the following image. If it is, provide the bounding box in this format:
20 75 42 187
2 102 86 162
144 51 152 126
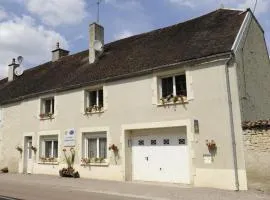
0 167 8 173
59 167 80 178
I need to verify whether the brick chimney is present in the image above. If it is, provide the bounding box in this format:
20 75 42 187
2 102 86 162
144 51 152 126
89 23 104 64
52 42 69 62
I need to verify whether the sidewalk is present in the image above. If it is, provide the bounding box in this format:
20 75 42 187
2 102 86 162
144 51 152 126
0 174 269 200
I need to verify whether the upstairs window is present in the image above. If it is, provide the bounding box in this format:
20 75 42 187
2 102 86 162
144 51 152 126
40 97 54 118
85 89 104 113
160 74 187 104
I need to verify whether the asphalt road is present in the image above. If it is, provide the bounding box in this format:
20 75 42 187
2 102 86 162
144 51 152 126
0 174 269 200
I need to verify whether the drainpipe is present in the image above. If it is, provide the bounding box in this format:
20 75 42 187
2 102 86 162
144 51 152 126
225 53 240 191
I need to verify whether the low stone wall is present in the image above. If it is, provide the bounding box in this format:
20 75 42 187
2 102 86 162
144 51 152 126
243 127 270 192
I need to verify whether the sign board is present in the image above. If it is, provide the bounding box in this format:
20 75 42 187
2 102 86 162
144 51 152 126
64 129 76 147
203 154 213 164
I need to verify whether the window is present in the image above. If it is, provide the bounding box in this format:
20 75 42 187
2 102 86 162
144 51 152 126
40 97 54 117
151 140 156 145
163 139 170 145
85 89 104 113
84 133 107 159
161 74 187 98
179 139 186 145
138 140 144 146
40 135 58 161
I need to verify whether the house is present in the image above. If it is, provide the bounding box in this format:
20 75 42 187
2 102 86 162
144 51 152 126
0 8 269 191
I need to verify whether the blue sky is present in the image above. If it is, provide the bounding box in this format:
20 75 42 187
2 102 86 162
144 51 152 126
0 0 269 78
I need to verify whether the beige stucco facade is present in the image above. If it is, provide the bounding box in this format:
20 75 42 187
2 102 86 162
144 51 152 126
0 11 269 191
0 57 248 190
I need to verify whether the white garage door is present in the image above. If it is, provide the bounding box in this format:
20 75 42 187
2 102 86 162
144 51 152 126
132 131 190 184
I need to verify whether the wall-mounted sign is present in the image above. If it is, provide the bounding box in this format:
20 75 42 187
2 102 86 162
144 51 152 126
203 154 213 164
194 119 199 134
64 129 76 147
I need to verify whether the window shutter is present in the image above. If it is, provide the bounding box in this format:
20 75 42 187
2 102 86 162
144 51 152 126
151 76 158 105
186 71 194 101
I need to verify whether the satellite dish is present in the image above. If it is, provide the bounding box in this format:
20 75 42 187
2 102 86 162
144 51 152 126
93 40 103 52
14 67 24 76
17 56 23 64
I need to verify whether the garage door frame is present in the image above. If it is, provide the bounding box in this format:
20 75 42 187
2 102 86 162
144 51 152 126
121 119 196 185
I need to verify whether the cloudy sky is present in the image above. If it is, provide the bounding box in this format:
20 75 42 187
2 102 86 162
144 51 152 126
0 0 269 79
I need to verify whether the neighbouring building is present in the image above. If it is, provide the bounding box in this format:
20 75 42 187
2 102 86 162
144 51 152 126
0 8 269 191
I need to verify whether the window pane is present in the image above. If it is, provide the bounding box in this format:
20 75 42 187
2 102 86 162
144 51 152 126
28 141 32 159
161 77 173 98
51 98 54 114
44 99 51 114
45 141 52 157
89 91 97 107
99 138 107 158
175 75 187 96
53 141 58 158
88 138 97 158
98 90 104 108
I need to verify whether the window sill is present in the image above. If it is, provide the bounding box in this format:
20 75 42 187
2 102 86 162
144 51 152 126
38 161 59 165
84 110 104 115
157 100 189 107
81 163 109 167
39 114 55 120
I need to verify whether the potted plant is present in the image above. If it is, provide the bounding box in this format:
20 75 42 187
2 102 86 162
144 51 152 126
59 148 79 178
30 146 37 153
39 112 53 119
206 140 217 151
16 146 23 153
108 144 118 152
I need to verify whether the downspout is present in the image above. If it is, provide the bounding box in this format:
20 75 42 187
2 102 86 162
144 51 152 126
225 52 240 191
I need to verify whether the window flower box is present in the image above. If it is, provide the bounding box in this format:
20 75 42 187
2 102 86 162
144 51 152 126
39 157 58 163
160 95 187 105
81 157 106 165
39 112 54 119
85 105 103 114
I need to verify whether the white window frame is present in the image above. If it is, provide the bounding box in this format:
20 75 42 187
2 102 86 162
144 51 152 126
40 135 58 159
83 133 107 160
40 97 54 114
85 88 104 112
159 74 187 99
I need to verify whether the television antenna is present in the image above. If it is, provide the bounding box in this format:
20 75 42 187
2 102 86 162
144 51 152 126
253 0 258 13
96 0 104 24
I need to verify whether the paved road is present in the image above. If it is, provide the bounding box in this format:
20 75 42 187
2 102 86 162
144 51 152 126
0 174 269 200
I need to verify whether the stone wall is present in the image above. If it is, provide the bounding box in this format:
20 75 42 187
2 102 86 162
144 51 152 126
243 128 270 192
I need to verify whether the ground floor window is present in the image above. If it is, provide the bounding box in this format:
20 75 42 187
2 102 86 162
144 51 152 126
83 132 107 163
40 135 58 162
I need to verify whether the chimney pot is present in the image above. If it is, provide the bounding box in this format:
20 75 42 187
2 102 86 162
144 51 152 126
52 42 69 62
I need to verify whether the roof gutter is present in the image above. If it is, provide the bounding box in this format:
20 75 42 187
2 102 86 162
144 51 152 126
225 52 240 191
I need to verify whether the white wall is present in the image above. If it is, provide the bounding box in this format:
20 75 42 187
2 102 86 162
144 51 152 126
0 58 247 190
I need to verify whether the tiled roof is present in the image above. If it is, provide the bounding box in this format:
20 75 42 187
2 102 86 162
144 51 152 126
0 9 247 105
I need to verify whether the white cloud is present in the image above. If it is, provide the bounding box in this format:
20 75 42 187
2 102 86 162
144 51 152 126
114 30 133 40
26 0 87 26
0 7 7 21
0 15 68 78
